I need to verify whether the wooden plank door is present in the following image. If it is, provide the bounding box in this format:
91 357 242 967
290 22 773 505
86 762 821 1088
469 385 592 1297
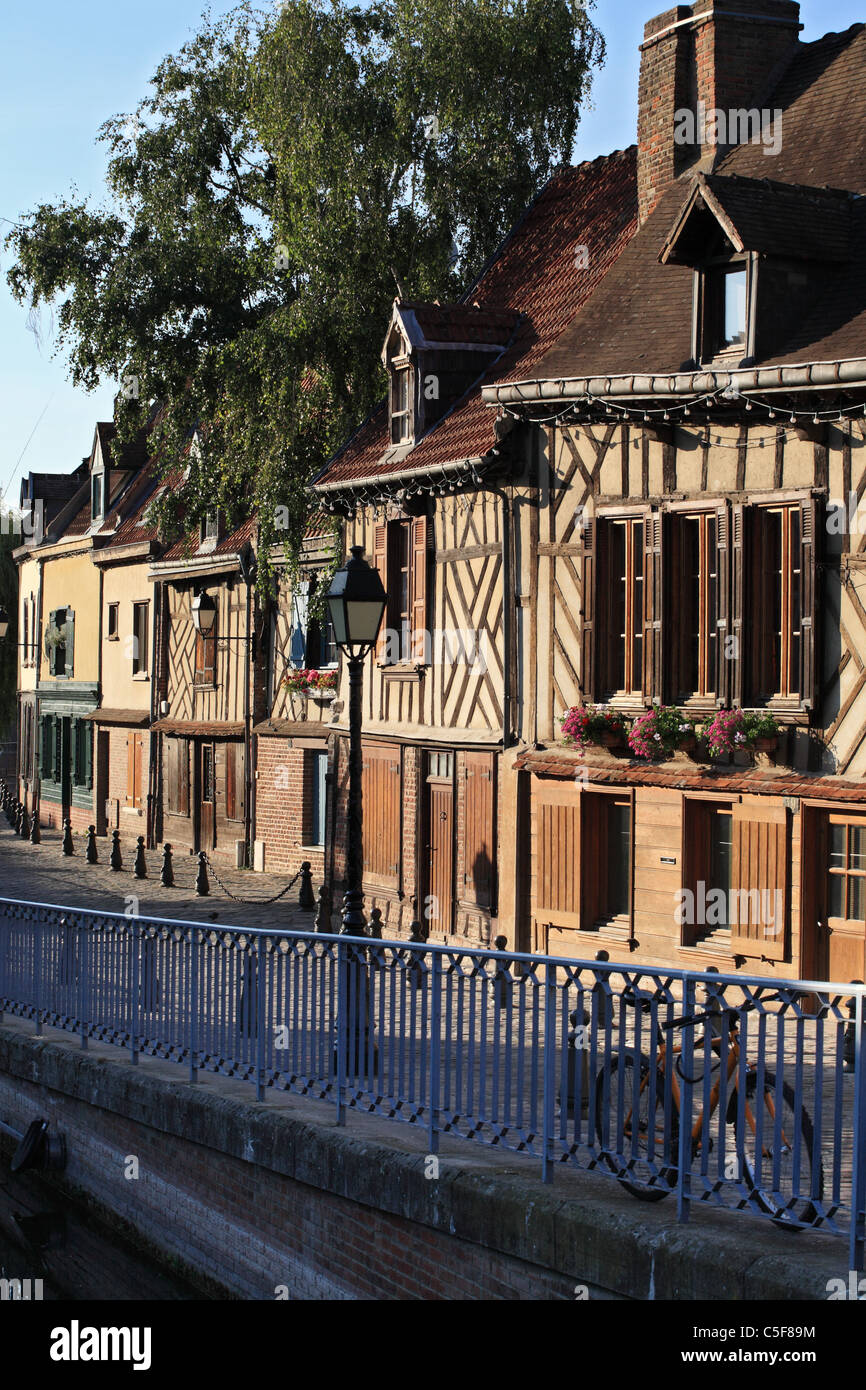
425 762 454 934
96 730 110 835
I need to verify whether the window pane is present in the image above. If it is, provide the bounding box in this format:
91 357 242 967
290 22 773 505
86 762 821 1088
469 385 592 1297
829 822 846 870
606 802 631 917
723 269 747 347
631 523 643 692
848 876 865 923
609 525 626 690
828 874 844 919
850 826 866 871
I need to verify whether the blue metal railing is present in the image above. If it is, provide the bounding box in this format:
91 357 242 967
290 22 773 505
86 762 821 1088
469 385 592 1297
0 896 864 1268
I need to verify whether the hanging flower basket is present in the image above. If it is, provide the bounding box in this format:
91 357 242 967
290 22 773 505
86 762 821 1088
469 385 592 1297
561 705 630 755
627 706 697 761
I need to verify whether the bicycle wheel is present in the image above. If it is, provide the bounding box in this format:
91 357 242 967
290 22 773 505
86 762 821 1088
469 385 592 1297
595 1054 677 1202
738 1073 824 1228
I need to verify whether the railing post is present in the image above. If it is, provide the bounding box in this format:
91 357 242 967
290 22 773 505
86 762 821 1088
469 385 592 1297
542 960 557 1185
79 920 89 1051
189 927 199 1085
427 951 442 1156
256 934 266 1103
676 973 696 1226
336 939 347 1126
130 919 140 1067
34 914 42 1037
850 988 866 1272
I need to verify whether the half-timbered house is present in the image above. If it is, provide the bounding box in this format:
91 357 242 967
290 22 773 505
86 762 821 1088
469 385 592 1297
481 1 866 982
313 152 636 942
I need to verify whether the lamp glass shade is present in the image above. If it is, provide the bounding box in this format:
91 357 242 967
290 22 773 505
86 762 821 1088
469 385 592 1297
0 607 8 641
191 591 217 635
326 546 386 654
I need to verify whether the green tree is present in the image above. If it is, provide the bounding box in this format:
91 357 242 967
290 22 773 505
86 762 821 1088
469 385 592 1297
5 0 604 575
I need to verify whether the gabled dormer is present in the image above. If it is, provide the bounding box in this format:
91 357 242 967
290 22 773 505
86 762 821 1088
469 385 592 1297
660 174 852 368
381 299 520 451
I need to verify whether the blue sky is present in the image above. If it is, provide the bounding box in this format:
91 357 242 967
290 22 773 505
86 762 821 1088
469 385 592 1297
0 0 862 497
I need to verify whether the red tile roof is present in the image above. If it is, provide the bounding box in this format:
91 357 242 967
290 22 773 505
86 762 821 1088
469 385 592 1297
316 149 638 486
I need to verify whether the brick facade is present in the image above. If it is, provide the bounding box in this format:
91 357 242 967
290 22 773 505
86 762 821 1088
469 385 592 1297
253 735 327 879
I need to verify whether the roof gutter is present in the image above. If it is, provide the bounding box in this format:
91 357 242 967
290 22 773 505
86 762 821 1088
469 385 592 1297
482 358 866 407
313 456 485 494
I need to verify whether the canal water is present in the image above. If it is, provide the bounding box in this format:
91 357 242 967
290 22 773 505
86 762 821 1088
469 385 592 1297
0 1162 205 1301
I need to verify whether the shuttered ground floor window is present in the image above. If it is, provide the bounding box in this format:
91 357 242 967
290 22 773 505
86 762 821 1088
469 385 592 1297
37 710 93 809
361 742 401 887
532 781 633 949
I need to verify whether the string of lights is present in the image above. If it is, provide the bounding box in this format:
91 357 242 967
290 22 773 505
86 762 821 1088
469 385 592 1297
500 386 866 432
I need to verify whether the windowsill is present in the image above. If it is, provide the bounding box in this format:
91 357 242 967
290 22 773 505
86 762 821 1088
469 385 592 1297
132 673 150 682
685 929 733 953
122 806 144 816
193 681 217 690
106 636 119 643
380 664 426 682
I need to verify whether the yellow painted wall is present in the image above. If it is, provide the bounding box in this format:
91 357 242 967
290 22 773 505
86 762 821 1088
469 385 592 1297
39 543 100 684
99 561 153 709
17 553 41 694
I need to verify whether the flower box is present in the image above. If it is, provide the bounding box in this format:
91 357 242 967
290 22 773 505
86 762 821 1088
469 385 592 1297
627 707 697 761
704 709 783 760
561 705 630 756
281 669 338 698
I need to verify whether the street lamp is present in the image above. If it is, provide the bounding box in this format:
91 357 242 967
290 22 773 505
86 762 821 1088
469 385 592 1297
190 591 217 635
326 546 386 934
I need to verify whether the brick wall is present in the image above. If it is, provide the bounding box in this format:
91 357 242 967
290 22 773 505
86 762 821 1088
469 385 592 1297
38 801 93 835
254 735 326 879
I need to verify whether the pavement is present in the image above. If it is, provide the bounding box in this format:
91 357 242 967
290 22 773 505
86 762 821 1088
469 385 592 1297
0 821 326 934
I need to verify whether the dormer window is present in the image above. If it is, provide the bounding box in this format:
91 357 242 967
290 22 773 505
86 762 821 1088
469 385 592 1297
390 364 413 444
200 511 221 548
91 473 104 522
700 258 751 363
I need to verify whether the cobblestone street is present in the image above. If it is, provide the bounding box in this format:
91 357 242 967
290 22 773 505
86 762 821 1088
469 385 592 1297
0 822 325 934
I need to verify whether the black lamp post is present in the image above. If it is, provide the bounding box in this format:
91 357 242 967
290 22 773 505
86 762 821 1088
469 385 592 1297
326 546 386 934
190 591 217 637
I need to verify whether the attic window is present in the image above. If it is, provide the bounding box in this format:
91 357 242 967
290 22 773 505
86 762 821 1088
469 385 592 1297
91 474 103 522
698 256 752 365
390 365 413 444
200 511 220 547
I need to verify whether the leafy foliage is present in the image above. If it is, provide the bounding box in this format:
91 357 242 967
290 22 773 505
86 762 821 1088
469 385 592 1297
0 518 19 735
5 0 604 579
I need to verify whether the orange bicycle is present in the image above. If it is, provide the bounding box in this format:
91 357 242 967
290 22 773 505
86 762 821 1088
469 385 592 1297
594 991 824 1227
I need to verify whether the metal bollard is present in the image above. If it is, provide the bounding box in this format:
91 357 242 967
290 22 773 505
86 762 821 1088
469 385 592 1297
369 907 383 939
15 802 23 836
134 836 147 880
196 851 210 897
298 860 315 910
490 935 512 1010
109 829 123 871
314 883 331 933
161 843 174 888
559 1008 592 1118
19 806 29 839
30 810 40 845
85 825 98 864
62 819 74 856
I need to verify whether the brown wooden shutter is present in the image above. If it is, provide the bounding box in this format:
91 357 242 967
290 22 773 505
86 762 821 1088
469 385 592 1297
715 503 730 706
534 782 581 931
730 502 745 706
463 752 495 908
126 734 134 805
410 516 428 663
361 742 400 885
643 511 665 702
580 517 597 700
179 740 190 816
730 802 787 961
799 496 818 711
373 525 388 661
226 743 244 821
134 734 143 809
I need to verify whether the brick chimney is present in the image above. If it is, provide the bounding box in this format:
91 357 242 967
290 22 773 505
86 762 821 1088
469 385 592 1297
637 0 802 225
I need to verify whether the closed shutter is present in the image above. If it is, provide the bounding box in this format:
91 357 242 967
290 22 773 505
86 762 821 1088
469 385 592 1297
373 525 388 661
643 511 664 702
71 720 80 786
730 503 745 706
54 718 62 782
715 503 730 706
226 742 244 821
535 791 581 928
730 802 787 961
84 723 93 789
64 610 74 678
361 742 401 885
799 496 818 711
580 517 597 700
126 735 135 805
463 752 495 908
410 516 428 663
134 735 142 809
179 739 190 816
